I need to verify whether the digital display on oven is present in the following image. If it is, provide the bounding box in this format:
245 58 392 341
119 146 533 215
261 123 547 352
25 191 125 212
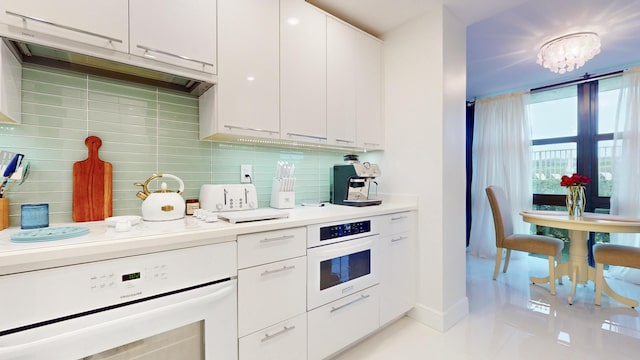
122 272 141 282
319 249 371 290
319 220 371 241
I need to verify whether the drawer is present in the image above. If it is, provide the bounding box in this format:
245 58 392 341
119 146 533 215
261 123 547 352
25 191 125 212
307 285 379 360
238 227 306 269
378 211 413 236
239 313 307 360
238 256 307 337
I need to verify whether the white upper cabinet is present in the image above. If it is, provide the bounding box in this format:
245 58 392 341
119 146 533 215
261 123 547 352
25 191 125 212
214 0 279 138
0 41 21 123
280 0 327 144
0 0 128 53
327 18 357 147
326 17 384 150
355 32 384 150
129 0 216 74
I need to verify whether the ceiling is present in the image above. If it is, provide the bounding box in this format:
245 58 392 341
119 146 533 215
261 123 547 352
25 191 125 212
307 0 640 101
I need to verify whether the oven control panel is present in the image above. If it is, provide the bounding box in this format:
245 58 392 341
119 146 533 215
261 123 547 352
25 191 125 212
319 220 371 241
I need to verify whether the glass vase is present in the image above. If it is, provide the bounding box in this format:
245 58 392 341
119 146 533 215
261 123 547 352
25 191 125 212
566 185 586 217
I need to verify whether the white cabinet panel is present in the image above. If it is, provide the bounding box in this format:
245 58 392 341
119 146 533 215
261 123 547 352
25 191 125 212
215 0 279 138
0 0 128 53
237 227 306 269
239 313 307 360
378 212 415 326
356 32 384 150
280 0 327 144
327 18 357 147
129 0 216 74
0 42 21 123
238 256 307 337
326 17 384 150
307 286 379 360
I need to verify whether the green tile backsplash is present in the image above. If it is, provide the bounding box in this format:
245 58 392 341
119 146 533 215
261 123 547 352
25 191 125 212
0 64 352 226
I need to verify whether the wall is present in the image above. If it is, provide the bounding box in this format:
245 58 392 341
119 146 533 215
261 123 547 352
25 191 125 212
381 6 468 331
0 64 353 226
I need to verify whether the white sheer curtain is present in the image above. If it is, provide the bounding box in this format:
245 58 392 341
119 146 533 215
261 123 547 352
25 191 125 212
469 92 532 258
609 66 640 284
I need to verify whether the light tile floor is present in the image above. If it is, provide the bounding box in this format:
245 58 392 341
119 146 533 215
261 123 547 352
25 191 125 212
333 253 640 360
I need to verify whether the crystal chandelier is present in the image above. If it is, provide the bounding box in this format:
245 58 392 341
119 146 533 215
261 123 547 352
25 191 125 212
537 32 601 74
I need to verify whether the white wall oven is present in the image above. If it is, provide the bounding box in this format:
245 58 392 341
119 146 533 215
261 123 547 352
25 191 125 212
307 218 379 310
0 242 238 360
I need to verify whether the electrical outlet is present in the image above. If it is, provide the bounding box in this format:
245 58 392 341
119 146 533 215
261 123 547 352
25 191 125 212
241 164 252 183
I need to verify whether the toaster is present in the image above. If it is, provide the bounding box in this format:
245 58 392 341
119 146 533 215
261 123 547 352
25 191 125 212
200 184 258 212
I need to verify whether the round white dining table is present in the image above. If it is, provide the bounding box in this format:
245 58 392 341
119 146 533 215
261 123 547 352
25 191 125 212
520 210 640 305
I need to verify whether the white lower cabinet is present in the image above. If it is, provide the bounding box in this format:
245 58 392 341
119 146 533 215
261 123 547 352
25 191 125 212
239 313 307 360
238 256 307 337
307 285 380 360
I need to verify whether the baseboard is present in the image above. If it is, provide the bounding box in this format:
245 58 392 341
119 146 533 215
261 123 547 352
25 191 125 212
407 296 469 332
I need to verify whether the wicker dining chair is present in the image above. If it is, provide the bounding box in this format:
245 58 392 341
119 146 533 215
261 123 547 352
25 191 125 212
593 243 640 308
486 186 564 295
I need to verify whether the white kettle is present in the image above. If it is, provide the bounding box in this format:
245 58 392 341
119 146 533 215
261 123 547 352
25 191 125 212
135 173 186 221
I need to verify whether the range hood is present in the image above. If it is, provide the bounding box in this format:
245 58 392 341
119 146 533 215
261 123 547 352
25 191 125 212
4 39 214 96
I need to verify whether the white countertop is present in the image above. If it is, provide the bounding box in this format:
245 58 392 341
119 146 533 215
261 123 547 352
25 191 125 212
0 200 417 276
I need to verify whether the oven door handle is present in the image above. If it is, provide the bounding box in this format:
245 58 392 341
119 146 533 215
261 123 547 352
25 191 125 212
0 281 235 359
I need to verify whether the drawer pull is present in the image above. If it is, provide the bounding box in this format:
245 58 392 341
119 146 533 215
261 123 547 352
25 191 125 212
260 234 295 243
391 216 408 221
391 236 407 243
330 294 370 313
6 11 123 43
261 325 296 342
261 265 295 276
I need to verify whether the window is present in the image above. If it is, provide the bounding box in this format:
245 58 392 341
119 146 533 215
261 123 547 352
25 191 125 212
528 75 621 261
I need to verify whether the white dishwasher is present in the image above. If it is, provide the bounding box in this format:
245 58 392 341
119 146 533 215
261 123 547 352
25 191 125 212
0 242 238 360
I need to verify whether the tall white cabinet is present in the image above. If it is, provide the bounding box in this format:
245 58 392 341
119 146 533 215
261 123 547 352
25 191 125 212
0 41 21 123
326 17 384 150
280 0 327 144
209 0 280 140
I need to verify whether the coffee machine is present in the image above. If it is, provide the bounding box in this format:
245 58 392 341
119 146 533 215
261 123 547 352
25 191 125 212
331 155 382 206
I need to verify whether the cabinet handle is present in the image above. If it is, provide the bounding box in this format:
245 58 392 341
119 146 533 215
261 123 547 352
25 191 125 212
363 142 381 147
261 325 296 342
335 139 355 144
137 44 214 68
330 294 370 313
391 236 407 242
6 11 123 44
260 234 295 243
286 132 327 141
391 216 408 221
224 125 279 135
261 265 295 276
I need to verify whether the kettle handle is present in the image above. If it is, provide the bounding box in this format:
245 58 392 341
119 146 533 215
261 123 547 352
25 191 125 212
160 173 185 194
139 173 184 196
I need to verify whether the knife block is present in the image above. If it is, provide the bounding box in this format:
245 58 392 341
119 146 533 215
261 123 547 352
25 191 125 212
0 198 9 230
270 178 295 209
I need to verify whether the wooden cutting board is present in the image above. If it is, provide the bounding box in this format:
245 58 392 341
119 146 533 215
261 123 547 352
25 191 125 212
72 136 112 222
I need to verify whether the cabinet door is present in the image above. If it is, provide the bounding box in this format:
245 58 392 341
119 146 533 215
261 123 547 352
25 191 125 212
0 0 128 53
307 286 379 360
356 32 384 150
216 0 279 138
280 0 327 144
0 41 21 123
239 313 307 360
129 0 216 74
238 256 307 337
379 232 414 326
326 18 357 147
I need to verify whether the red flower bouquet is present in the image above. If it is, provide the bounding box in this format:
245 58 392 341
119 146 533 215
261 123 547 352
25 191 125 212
560 173 591 187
